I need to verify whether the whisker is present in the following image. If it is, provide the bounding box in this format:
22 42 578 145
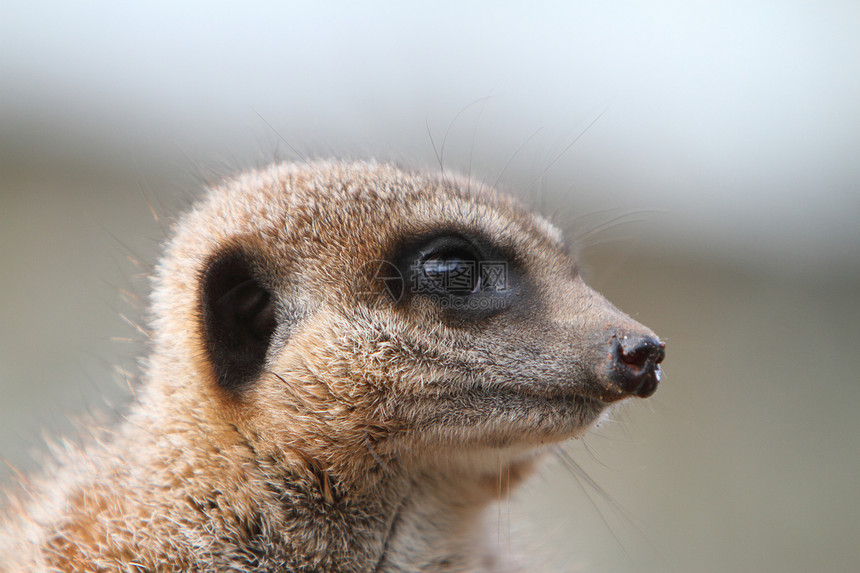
252 109 310 166
573 209 665 246
555 446 640 570
425 116 443 174
363 435 391 474
498 455 504 550
488 127 543 195
467 96 492 188
526 106 610 193
505 461 512 555
440 95 496 174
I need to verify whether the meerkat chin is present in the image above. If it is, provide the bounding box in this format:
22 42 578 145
0 160 664 572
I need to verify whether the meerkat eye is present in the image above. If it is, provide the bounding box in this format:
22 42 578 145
421 247 482 295
392 232 519 321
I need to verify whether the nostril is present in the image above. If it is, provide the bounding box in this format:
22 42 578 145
619 337 665 372
611 335 665 398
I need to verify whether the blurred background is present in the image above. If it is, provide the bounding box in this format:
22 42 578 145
1 2 858 571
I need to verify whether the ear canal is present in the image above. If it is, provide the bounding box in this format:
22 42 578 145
201 247 277 392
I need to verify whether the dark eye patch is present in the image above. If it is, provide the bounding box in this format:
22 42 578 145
392 231 521 322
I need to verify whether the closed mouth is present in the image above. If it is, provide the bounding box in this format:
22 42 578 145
415 380 609 417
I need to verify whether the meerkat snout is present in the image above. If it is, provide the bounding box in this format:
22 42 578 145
0 160 665 572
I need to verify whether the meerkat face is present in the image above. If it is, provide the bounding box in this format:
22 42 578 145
159 161 662 474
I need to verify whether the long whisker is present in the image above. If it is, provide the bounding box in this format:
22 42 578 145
488 127 543 194
467 96 492 187
573 209 665 246
555 446 640 569
440 95 496 173
497 455 504 550
426 116 443 173
526 106 610 192
253 110 310 166
364 434 391 474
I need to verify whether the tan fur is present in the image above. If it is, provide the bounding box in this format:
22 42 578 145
0 160 662 572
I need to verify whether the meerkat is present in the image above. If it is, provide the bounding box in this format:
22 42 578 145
0 160 664 572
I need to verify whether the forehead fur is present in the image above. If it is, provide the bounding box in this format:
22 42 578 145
147 160 566 357
190 160 558 245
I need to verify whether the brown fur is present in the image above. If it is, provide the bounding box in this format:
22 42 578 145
0 160 662 572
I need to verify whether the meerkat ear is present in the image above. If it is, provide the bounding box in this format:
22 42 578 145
200 247 277 392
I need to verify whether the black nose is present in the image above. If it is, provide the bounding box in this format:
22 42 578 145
611 334 665 398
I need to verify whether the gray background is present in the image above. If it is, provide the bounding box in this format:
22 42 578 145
2 2 859 571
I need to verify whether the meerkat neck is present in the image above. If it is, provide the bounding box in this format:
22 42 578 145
368 467 516 572
249 446 515 571
127 387 511 571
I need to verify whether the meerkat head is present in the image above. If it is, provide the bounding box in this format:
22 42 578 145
146 160 663 486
